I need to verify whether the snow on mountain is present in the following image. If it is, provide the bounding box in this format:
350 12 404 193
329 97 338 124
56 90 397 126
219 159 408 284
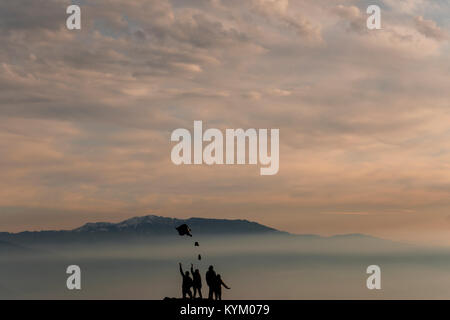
71 215 280 235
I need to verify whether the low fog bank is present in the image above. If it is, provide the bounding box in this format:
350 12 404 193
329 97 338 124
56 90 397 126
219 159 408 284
1 234 450 299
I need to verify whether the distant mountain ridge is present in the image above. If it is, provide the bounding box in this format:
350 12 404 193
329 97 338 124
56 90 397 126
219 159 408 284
0 215 285 244
73 215 282 234
0 215 395 249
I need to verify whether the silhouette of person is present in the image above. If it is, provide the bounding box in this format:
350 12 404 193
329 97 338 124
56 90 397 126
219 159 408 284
213 274 230 300
205 265 216 300
179 263 193 299
190 263 203 299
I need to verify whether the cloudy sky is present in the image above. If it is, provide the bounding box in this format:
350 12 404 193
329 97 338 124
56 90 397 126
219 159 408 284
0 0 449 245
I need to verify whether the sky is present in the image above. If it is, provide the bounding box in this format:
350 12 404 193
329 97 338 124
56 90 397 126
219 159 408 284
0 0 449 245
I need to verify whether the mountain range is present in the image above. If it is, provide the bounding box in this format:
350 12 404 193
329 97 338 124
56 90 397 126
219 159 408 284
0 215 287 245
0 215 397 251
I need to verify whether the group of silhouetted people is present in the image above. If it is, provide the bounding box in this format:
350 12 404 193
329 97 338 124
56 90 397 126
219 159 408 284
179 263 230 300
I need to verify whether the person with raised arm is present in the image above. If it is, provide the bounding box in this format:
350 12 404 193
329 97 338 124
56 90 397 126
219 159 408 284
179 263 193 299
213 274 230 300
190 263 203 299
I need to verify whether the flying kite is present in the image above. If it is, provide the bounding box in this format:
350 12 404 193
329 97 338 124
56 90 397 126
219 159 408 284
175 223 202 261
176 224 192 237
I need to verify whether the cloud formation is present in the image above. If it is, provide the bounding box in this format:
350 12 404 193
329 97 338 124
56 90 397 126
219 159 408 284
414 16 448 41
0 0 449 244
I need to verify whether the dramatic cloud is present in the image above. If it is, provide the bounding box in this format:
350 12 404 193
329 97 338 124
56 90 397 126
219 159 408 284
414 16 448 41
333 5 367 33
251 0 322 42
0 0 449 244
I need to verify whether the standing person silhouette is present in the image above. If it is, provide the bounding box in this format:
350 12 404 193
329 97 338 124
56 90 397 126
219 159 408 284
213 274 230 300
190 263 203 299
179 263 193 299
205 265 216 300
